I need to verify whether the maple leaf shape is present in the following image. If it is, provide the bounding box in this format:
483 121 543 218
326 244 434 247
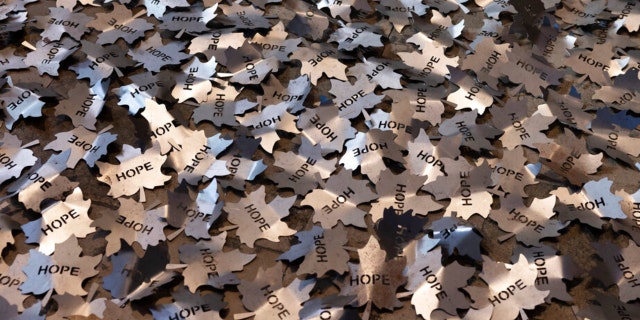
92 198 167 256
151 287 227 320
188 29 246 65
44 125 117 169
166 131 231 185
0 297 41 320
490 99 554 150
24 37 79 76
20 236 101 295
371 169 442 222
115 71 175 115
609 1 640 32
368 107 421 149
538 88 593 132
299 295 361 320
140 99 194 155
564 43 628 86
532 17 576 68
575 291 640 320
447 67 496 115
142 0 190 17
385 83 446 126
217 137 267 190
260 74 310 114
460 37 509 90
35 7 91 41
376 0 429 32
223 42 279 85
588 124 640 167
283 0 330 40
476 0 516 19
555 0 606 26
51 295 117 319
329 78 383 119
593 68 640 113
290 42 348 85
21 188 93 255
471 255 549 320
301 169 377 228
238 264 314 320
1 82 45 129
0 47 27 75
552 177 626 229
406 130 460 184
95 144 171 201
158 3 218 33
498 44 563 97
87 4 153 44
407 10 465 49
439 111 502 151
278 224 350 276
486 147 539 197
375 207 428 259
129 32 191 73
0 132 37 184
592 241 640 302
329 22 384 51
54 81 108 130
167 181 223 239
0 254 29 311
225 186 296 247
238 101 299 152
171 56 217 103
251 21 302 61
180 231 255 291
340 236 406 310
192 82 256 127
535 129 603 186
316 0 373 22
297 106 356 155
8 151 78 212
69 41 133 86
612 188 640 245
272 136 336 195
513 245 578 302
404 236 475 318
490 194 567 246
219 0 271 29
398 43 458 86
340 129 405 183
348 57 403 90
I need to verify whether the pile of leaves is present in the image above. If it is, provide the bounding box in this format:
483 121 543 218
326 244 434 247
1 0 640 319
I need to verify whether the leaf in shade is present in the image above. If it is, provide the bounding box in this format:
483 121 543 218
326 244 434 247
593 68 640 113
513 244 578 302
406 130 459 185
564 43 627 86
251 22 302 62
279 224 350 276
370 169 441 222
538 88 593 132
167 181 223 239
166 131 231 185
290 42 348 85
223 42 278 85
446 67 496 115
21 188 93 255
329 78 383 119
490 99 554 151
316 0 372 22
192 82 257 127
35 7 91 41
532 15 576 68
70 41 134 86
302 169 377 228
54 81 108 130
475 0 516 19
114 71 175 115
171 57 217 103
0 48 27 75
612 188 640 245
225 186 296 248
404 235 475 318
284 0 330 40
508 0 545 40
128 32 191 73
375 206 428 259
44 125 117 169
260 74 310 114
407 10 465 49
158 3 218 33
87 4 154 44
555 0 606 26
574 291 640 320
592 241 640 302
498 44 563 97
24 37 79 76
217 137 268 191
347 57 403 90
535 129 603 186
0 254 29 311
179 232 255 291
398 42 458 86
329 23 383 51
297 105 357 156
151 286 227 320
459 37 509 90
339 129 405 183
1 80 46 130
375 0 429 33
367 108 421 149
486 147 539 197
188 30 246 65
95 143 171 201
142 0 190 18
552 177 626 229
428 216 483 260
0 132 37 184
140 99 194 155
20 236 101 295
587 121 640 167
608 1 640 32
299 295 361 320
239 270 314 320
340 236 407 310
218 0 271 30
384 83 447 126
92 198 167 256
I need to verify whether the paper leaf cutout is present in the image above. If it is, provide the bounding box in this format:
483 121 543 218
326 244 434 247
87 4 154 44
115 71 175 115
44 125 117 169
302 169 377 228
35 7 91 41
374 206 428 259
151 287 226 320
404 236 475 317
20 236 101 295
552 177 626 228
180 231 255 291
535 129 603 186
272 136 336 195
297 106 357 155
225 186 296 247
70 40 133 86
1 81 46 129
428 216 483 261
54 81 108 130
92 198 167 256
95 144 171 200
279 224 350 276
339 129 405 183
251 21 302 62
472 255 548 319
340 236 406 309
238 101 299 152
21 188 93 255
158 4 218 33
592 241 640 302
290 42 348 85
486 147 538 197
171 56 217 103
129 32 191 72
0 132 37 184
329 23 383 51
24 37 79 76
513 245 577 302
260 74 310 114
370 169 441 222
